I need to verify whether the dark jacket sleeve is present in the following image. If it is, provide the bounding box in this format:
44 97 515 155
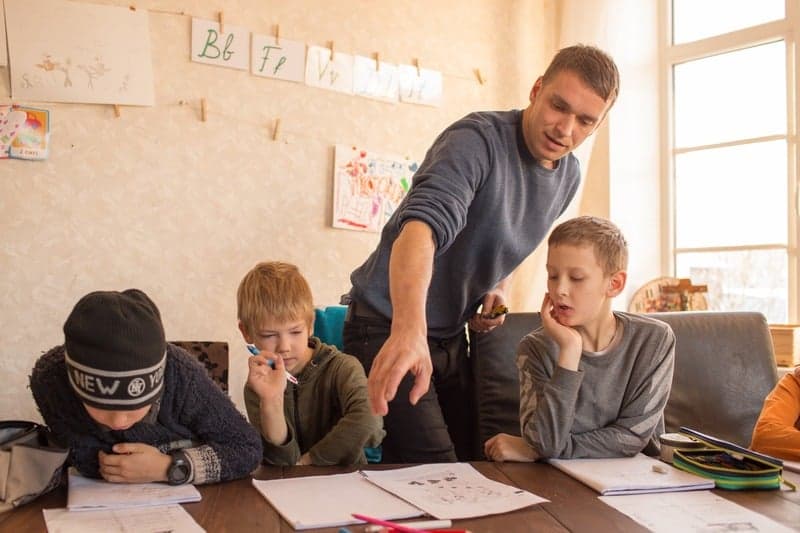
29 346 112 479
167 349 262 483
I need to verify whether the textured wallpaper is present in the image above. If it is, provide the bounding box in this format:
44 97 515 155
0 0 555 419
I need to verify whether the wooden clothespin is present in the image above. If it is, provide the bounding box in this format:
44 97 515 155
272 118 281 141
374 52 380 72
112 104 121 118
200 98 207 122
475 68 485 85
329 40 335 59
218 11 225 34
275 24 280 45
414 58 421 77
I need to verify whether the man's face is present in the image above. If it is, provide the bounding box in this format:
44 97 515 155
522 69 613 168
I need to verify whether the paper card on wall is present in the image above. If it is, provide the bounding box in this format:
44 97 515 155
398 64 443 107
9 105 50 160
332 144 418 233
353 55 399 103
305 46 354 95
250 34 305 82
5 0 154 106
191 18 249 71
5 105 50 160
0 105 25 158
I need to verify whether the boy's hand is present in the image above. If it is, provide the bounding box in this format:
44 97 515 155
98 443 171 483
540 293 582 370
247 352 288 401
484 433 539 462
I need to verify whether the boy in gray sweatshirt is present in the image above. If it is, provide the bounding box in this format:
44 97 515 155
485 216 675 461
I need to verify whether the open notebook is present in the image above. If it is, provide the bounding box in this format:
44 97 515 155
252 463 547 530
549 453 715 496
67 469 201 511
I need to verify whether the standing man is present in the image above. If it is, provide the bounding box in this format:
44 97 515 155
342 44 620 463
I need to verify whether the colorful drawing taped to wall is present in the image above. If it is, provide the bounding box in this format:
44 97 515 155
398 65 443 107
4 0 154 106
9 106 50 161
251 34 305 83
353 55 399 103
333 144 418 233
0 106 27 158
191 18 249 71
305 46 354 95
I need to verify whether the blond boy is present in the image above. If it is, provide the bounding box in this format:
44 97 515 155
238 261 384 465
485 216 675 461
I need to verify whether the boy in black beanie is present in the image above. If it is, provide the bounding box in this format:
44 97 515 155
30 289 262 485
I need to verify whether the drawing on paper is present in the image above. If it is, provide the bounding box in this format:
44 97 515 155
5 0 154 105
402 469 510 504
9 106 50 160
332 145 418 233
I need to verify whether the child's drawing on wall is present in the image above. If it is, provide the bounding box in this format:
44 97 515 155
332 145 418 233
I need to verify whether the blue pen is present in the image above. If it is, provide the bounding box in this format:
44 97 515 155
246 344 298 384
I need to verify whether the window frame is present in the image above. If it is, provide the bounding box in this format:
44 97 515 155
659 0 799 322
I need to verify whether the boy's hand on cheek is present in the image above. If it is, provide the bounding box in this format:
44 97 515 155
98 443 171 483
247 352 287 402
540 293 582 370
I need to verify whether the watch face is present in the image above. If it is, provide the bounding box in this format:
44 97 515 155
168 453 190 485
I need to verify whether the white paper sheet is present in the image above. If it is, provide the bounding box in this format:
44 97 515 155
5 0 154 105
67 469 201 511
252 472 423 530
549 454 715 495
43 504 204 533
362 463 548 519
599 490 796 533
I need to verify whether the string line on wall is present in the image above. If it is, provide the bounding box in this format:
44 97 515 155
126 5 487 87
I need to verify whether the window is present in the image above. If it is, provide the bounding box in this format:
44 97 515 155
664 1 796 322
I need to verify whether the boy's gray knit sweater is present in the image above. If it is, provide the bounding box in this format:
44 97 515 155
518 312 676 459
348 110 581 338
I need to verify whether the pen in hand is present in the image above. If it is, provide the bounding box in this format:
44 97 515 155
246 344 298 384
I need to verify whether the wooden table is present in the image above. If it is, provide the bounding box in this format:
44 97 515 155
0 462 798 532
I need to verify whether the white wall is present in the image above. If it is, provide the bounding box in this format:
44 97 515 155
0 0 556 419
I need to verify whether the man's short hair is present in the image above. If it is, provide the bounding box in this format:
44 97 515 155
237 261 314 335
543 44 620 105
548 216 628 274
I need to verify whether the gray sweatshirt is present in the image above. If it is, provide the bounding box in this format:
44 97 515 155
347 110 581 338
518 312 676 459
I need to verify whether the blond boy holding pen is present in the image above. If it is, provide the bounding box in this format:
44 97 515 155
237 261 384 465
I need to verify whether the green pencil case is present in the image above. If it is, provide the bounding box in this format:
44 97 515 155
672 427 793 491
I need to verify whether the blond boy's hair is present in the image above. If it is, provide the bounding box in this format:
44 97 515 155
237 261 314 334
548 216 628 275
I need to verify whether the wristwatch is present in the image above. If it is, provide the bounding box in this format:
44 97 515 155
167 450 191 485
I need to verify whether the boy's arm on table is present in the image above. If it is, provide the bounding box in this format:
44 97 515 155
175 361 263 483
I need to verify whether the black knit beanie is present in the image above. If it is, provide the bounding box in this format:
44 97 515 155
63 289 166 411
